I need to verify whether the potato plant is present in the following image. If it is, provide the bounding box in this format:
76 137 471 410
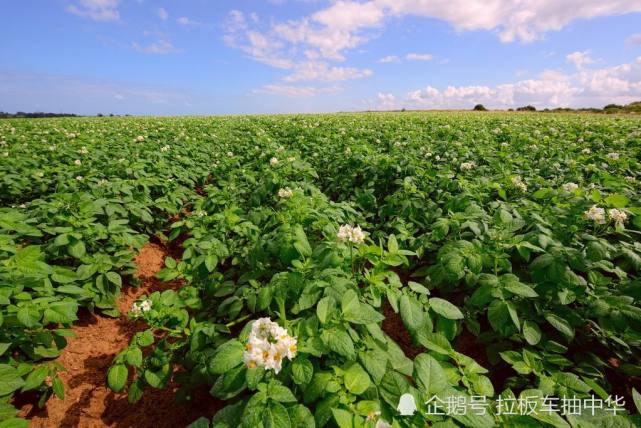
1 113 641 427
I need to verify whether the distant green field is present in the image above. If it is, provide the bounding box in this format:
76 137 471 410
2 113 641 427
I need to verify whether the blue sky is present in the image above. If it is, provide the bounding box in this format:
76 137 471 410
1 0 641 115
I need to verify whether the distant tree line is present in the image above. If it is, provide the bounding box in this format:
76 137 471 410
0 112 134 119
473 101 641 114
0 111 79 118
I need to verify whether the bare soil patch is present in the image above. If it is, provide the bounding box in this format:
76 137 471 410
20 243 219 428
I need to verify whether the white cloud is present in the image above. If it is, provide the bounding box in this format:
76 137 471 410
132 40 181 55
158 7 168 21
177 16 200 26
375 92 396 109
66 0 120 22
566 51 594 68
255 84 340 97
402 56 641 109
284 62 373 82
406 53 433 61
378 55 400 63
374 0 641 43
114 94 125 100
627 33 641 46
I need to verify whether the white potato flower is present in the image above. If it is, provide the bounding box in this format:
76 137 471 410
585 205 606 224
460 161 475 171
270 157 279 166
287 156 295 162
135 135 145 142
278 187 293 199
78 146 88 154
581 148 591 154
337 224 366 244
131 299 152 316
607 152 620 160
76 176 83 181
160 145 170 152
243 318 296 374
608 209 627 227
74 159 82 166
562 182 579 192
511 176 527 192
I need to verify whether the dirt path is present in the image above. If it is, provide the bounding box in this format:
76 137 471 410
20 243 218 428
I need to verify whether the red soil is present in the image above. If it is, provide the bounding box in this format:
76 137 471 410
20 243 219 428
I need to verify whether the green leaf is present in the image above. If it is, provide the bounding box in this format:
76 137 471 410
523 320 542 345
0 365 25 396
288 404 315 428
43 301 78 324
68 240 86 259
52 376 65 400
292 358 314 385
504 282 538 298
331 408 353 428
341 290 359 315
316 296 334 324
268 383 297 403
264 401 291 428
208 339 244 374
413 353 448 395
0 418 29 428
17 307 41 328
399 294 426 333
186 417 210 428
632 388 641 415
106 271 122 287
325 329 355 360
107 364 128 393
604 193 629 208
343 302 384 325
126 347 143 367
429 297 464 320
22 366 48 392
343 363 371 395
545 313 574 340
137 330 154 347
0 343 10 356
144 370 164 388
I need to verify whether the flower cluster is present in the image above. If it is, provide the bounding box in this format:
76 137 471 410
243 318 297 374
511 176 527 192
287 156 295 162
608 208 627 228
74 159 82 166
460 161 475 171
607 152 620 160
585 205 606 224
135 135 145 142
562 182 579 192
278 187 293 199
131 299 152 316
581 148 591 154
337 224 366 244
270 157 279 166
160 145 170 152
78 146 88 155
